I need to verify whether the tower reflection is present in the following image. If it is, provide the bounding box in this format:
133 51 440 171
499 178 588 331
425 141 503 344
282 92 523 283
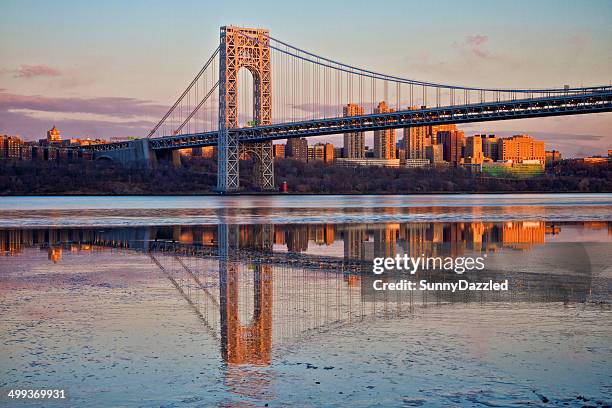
220 263 273 365
218 224 275 403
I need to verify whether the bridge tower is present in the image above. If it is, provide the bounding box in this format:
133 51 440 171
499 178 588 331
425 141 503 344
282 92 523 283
217 26 274 192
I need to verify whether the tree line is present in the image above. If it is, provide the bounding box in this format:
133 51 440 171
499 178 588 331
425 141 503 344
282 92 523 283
0 157 610 195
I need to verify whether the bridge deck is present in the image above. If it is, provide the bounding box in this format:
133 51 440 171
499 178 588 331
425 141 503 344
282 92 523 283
86 90 612 152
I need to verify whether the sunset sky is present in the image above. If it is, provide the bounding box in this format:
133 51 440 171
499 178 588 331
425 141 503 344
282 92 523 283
1 0 611 157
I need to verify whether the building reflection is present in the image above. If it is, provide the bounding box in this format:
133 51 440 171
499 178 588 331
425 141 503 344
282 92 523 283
3 221 609 262
502 221 545 249
1 221 605 313
373 223 398 258
3 221 604 313
284 225 308 253
0 229 24 256
1 219 608 406
47 247 62 263
2 220 606 403
344 226 366 261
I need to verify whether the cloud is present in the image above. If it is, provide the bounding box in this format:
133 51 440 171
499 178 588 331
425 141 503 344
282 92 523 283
0 90 168 119
0 90 174 140
0 90 220 140
464 35 488 47
402 33 508 80
463 34 489 58
569 30 591 48
0 108 152 140
14 64 61 78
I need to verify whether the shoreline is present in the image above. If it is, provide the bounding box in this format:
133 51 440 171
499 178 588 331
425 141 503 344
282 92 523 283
2 190 612 197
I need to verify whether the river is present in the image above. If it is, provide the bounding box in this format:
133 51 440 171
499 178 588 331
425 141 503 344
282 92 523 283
1 194 611 407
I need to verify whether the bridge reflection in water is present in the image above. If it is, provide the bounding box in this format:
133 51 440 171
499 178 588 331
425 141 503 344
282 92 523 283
1 222 607 369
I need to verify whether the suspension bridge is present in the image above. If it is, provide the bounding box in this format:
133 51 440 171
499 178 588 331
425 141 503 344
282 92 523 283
86 26 612 192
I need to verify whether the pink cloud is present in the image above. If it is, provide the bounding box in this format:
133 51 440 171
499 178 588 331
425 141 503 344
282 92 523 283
0 90 167 118
14 64 61 78
463 35 489 58
0 90 217 141
0 106 154 141
464 35 488 46
569 30 592 48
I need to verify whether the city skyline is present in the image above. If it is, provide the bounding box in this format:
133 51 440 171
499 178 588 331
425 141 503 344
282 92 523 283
1 0 611 157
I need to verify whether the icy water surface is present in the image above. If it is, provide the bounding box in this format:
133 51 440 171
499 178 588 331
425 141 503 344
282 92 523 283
0 193 611 226
0 194 611 407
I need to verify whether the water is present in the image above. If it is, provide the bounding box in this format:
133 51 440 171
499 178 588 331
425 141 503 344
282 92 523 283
0 193 611 226
0 194 611 407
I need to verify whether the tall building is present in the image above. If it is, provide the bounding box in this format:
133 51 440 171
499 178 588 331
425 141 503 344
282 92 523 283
307 146 316 162
184 146 215 158
437 130 465 165
20 144 32 161
323 142 334 164
465 136 484 164
286 138 308 162
373 101 396 159
46 147 58 161
273 143 285 159
478 134 498 161
201 146 216 159
430 124 457 144
404 125 430 159
498 135 545 167
343 103 365 158
545 150 562 167
47 126 62 143
0 135 24 159
425 144 444 164
309 144 327 162
335 158 400 168
310 143 333 162
402 106 430 160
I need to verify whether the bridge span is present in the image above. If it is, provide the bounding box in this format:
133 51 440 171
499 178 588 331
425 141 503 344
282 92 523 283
90 90 612 154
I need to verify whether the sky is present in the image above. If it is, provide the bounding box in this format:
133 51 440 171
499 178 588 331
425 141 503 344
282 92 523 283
1 0 611 157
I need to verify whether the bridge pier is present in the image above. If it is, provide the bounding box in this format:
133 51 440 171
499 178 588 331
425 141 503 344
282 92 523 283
93 139 180 168
217 129 240 192
244 141 275 191
155 148 181 167
217 139 275 193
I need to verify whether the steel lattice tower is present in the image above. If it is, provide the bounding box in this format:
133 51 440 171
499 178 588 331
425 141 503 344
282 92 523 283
217 26 274 192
